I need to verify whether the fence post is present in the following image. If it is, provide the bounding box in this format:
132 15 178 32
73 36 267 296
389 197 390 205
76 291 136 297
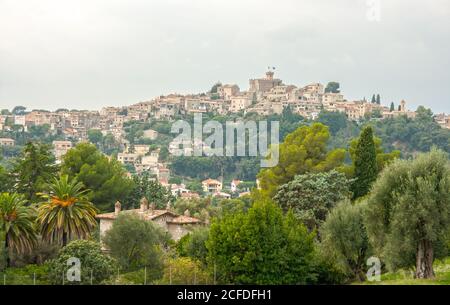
90 270 93 285
62 271 65 285
3 274 5 285
144 266 147 285
169 265 172 285
214 263 216 285
33 272 36 285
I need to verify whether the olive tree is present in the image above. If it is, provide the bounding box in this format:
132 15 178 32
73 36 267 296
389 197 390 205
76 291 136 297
365 149 450 279
320 200 369 281
103 214 168 274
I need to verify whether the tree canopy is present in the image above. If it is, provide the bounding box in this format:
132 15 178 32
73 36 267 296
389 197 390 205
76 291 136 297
320 200 369 281
317 111 348 135
61 143 134 212
48 240 116 285
257 123 346 198
273 170 351 231
325 82 340 93
10 142 58 202
206 200 317 284
351 126 378 199
103 213 167 274
365 149 450 278
125 172 175 210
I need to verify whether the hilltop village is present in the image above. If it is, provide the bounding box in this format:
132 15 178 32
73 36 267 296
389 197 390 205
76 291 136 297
1 71 449 200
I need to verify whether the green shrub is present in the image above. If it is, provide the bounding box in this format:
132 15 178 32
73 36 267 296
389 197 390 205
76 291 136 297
207 200 317 284
176 228 209 265
320 200 370 281
48 240 116 285
157 257 212 285
103 214 166 277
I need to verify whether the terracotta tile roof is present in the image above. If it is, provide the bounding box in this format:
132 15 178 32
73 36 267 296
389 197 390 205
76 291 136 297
96 209 179 220
96 208 203 226
180 192 200 199
144 209 179 220
95 211 117 220
168 215 203 224
202 178 221 185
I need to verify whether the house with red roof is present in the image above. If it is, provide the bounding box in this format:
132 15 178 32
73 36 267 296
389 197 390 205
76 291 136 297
96 198 203 242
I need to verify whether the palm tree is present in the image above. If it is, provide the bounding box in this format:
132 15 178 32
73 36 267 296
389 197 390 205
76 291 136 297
0 193 37 268
37 175 98 247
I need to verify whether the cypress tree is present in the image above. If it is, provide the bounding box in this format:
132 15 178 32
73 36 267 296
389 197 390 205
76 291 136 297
371 95 376 104
376 94 381 105
390 102 395 112
351 126 378 199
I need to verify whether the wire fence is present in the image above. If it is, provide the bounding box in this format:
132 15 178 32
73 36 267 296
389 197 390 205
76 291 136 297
0 264 218 285
0 272 45 285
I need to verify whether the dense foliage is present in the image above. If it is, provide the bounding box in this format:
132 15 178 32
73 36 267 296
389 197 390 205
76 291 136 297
124 172 175 210
103 214 167 276
10 142 58 202
372 106 450 154
273 170 351 231
177 227 209 265
365 149 450 278
158 257 211 285
351 126 378 199
320 200 369 281
206 200 317 284
257 123 346 197
61 143 134 211
48 240 116 285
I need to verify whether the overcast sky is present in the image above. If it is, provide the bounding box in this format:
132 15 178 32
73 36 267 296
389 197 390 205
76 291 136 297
1 0 449 113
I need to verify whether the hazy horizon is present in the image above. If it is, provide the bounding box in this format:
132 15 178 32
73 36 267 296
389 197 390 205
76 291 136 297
1 0 449 113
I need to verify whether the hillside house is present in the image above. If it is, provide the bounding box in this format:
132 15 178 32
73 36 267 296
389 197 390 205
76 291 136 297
97 198 203 242
202 178 222 194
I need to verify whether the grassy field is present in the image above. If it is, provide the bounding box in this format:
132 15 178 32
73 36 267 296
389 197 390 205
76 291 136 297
358 257 450 285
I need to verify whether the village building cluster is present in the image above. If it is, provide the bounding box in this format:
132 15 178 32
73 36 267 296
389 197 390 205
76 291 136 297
435 113 450 129
0 70 430 148
1 70 448 199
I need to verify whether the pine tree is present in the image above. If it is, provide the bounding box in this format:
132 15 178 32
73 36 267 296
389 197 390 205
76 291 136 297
10 142 58 202
390 102 395 112
351 126 378 199
376 94 381 105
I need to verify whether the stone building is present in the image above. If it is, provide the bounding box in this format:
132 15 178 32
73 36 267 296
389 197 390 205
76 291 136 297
117 152 139 165
249 70 283 93
217 84 240 100
202 178 222 194
435 113 450 129
52 140 73 161
229 95 252 113
0 138 15 147
96 198 203 242
382 100 416 119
